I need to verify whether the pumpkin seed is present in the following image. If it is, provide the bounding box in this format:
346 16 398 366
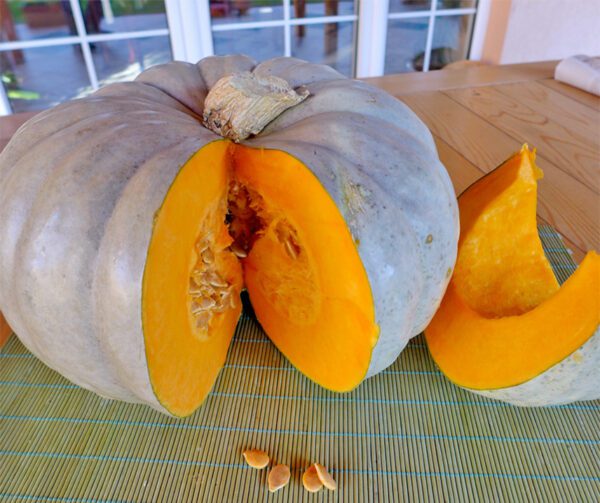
213 303 229 314
207 272 228 288
189 286 204 296
302 465 323 493
242 449 269 469
268 464 290 492
191 298 215 314
195 311 211 330
200 297 217 310
314 463 337 490
230 243 248 258
191 270 205 285
201 248 214 264
284 238 298 259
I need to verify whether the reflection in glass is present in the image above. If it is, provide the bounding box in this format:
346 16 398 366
75 0 168 34
0 45 91 113
291 0 356 18
428 15 475 69
384 18 429 74
388 0 432 13
291 22 355 77
437 0 476 9
211 0 283 25
0 0 75 42
91 36 172 85
213 27 284 62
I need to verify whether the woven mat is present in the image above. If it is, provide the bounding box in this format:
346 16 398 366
0 226 598 502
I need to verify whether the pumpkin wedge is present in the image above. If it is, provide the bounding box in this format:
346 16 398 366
0 56 458 416
425 146 600 406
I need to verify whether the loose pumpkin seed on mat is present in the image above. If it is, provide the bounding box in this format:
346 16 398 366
268 464 291 492
314 463 337 490
242 449 269 469
302 465 323 492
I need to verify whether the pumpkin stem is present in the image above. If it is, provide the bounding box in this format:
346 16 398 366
202 72 309 142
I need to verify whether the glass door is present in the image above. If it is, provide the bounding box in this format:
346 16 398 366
0 0 172 114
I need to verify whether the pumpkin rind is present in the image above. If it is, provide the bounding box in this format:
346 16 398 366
0 55 458 414
475 327 600 406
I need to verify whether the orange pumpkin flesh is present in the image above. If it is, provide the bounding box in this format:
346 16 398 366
426 146 600 391
143 141 377 416
235 147 377 391
453 147 559 317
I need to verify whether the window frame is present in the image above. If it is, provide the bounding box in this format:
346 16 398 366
0 0 171 115
0 0 481 116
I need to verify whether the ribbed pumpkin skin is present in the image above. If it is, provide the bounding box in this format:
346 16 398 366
0 56 458 413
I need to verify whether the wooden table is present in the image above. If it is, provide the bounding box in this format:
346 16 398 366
1 60 599 346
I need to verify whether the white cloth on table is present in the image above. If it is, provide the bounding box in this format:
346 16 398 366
554 55 600 96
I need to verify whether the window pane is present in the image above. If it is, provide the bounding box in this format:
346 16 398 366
91 36 172 85
389 0 432 13
291 0 356 18
437 0 477 9
384 18 429 74
0 0 76 41
211 1 283 25
291 22 355 77
430 14 475 69
77 0 168 33
0 45 91 114
213 27 284 62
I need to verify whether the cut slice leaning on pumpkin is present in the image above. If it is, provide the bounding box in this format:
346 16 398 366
425 146 600 406
0 56 459 416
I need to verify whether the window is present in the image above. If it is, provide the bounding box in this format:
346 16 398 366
0 0 172 114
0 0 479 116
385 0 477 73
209 1 359 76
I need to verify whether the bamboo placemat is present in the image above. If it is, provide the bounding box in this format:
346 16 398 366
0 226 598 502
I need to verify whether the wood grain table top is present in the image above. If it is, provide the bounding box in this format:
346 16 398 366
1 60 599 345
365 60 600 263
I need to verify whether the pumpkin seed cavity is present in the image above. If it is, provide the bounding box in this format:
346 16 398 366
226 181 268 256
226 179 319 324
227 180 304 261
188 179 314 336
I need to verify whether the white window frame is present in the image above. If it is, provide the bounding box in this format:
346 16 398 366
0 0 480 115
168 0 478 78
0 0 171 115
167 0 360 66
358 0 479 77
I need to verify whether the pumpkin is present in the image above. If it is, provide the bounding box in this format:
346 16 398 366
425 146 600 406
0 55 458 416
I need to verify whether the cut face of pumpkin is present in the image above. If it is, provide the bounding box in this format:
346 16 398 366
425 146 600 406
143 142 377 416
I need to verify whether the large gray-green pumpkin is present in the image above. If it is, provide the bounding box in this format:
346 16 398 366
0 55 458 415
